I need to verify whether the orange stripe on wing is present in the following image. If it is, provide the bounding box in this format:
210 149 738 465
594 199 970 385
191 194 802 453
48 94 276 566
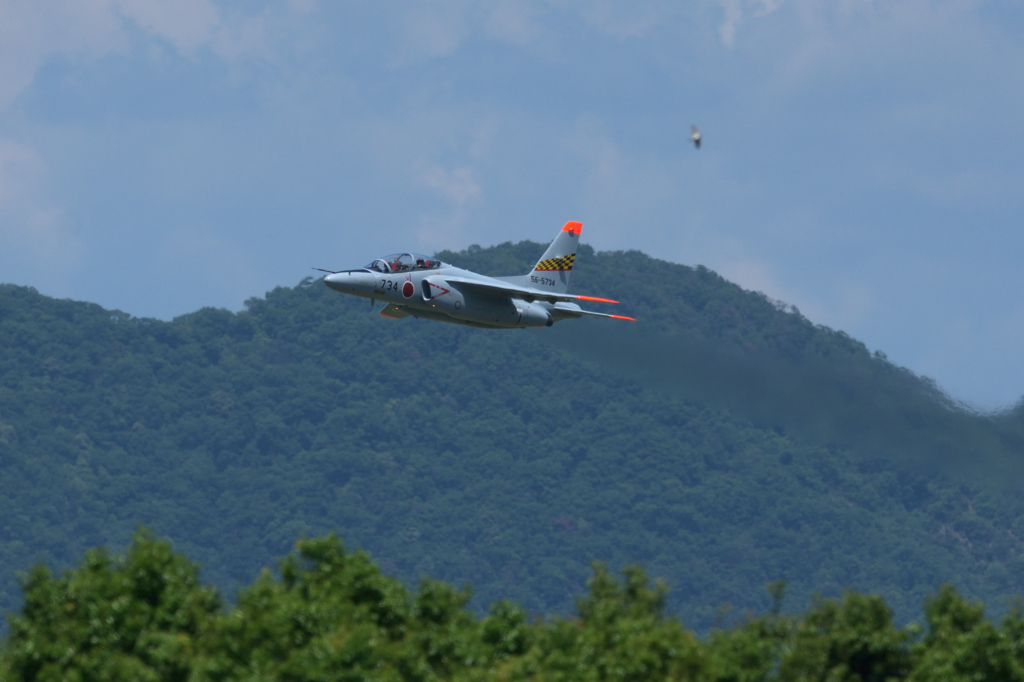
609 315 636 321
576 295 619 304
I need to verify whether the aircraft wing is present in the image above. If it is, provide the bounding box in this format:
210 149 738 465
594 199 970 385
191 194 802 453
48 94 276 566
443 276 619 306
380 304 410 319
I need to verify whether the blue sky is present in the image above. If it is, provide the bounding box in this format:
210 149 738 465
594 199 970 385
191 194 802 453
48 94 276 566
0 0 1022 409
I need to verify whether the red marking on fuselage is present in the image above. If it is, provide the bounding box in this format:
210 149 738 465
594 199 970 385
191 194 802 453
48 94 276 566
428 282 451 297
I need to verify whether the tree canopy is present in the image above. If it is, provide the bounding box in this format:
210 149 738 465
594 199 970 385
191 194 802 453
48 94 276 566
6 530 1024 681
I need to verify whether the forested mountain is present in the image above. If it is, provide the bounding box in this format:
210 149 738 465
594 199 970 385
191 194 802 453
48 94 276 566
1 241 1023 631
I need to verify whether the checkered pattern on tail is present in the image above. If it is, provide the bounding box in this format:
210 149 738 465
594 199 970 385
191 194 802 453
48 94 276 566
534 254 575 272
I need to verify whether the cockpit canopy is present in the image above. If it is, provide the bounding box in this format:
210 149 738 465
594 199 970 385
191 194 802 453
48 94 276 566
363 253 446 274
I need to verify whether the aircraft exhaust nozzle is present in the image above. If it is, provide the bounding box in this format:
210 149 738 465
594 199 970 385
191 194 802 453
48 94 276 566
516 301 553 328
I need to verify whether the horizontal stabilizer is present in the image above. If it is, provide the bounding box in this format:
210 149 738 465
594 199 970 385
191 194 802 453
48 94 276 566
553 301 635 322
572 309 636 321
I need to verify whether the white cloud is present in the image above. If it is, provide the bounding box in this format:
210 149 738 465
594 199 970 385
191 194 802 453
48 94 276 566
0 140 81 269
414 209 474 254
574 0 676 40
717 0 784 46
484 1 545 45
718 256 876 332
402 0 474 58
15 207 82 266
0 0 294 110
0 139 43 203
396 0 544 59
0 0 294 282
0 0 126 108
416 165 481 205
718 257 799 305
718 0 743 46
394 0 687 58
113 0 220 54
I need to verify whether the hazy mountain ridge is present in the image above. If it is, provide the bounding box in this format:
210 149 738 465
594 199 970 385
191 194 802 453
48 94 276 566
1 242 1023 630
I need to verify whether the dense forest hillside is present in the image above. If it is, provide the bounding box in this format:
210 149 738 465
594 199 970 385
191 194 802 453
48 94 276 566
1 241 1023 630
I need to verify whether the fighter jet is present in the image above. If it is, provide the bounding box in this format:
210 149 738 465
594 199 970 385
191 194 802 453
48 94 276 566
322 221 635 329
691 125 701 149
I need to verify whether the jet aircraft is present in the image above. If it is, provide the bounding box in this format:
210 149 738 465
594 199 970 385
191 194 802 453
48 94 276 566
322 221 635 329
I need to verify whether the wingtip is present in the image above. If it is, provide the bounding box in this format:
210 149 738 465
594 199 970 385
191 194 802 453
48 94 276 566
610 315 636 321
562 221 582 235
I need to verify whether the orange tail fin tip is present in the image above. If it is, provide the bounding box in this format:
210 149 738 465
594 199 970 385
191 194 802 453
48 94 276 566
562 221 582 235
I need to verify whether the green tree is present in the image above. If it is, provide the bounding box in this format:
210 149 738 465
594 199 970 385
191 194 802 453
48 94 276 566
909 585 1024 682
194 535 414 680
7 531 1024 681
3 529 219 682
505 563 713 681
777 591 912 682
192 534 488 682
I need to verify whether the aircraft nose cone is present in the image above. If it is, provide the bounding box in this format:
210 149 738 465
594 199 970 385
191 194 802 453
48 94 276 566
323 272 346 291
324 270 373 294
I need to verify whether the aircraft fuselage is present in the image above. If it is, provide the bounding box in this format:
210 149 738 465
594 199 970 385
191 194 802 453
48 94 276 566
322 222 633 328
324 266 559 329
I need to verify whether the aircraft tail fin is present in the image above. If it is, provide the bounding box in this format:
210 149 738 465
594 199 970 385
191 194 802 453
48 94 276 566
526 221 582 293
495 221 581 293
